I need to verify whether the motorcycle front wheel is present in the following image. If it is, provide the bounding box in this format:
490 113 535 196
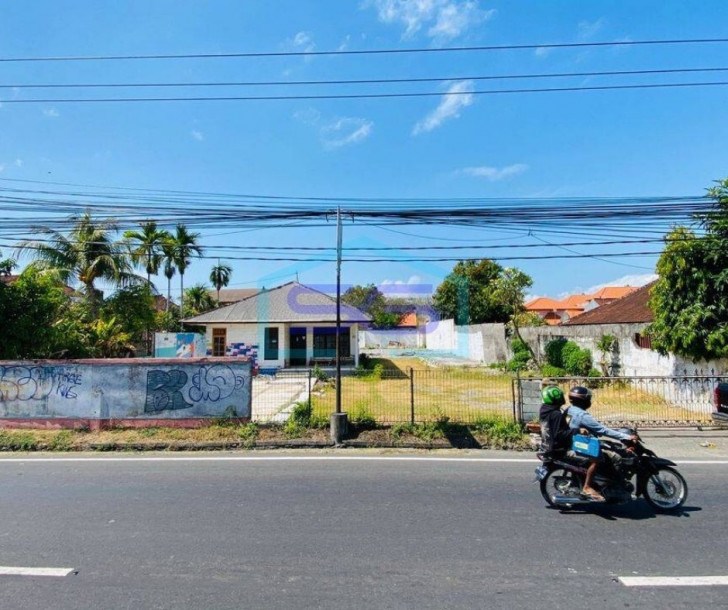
540 467 583 509
643 466 688 512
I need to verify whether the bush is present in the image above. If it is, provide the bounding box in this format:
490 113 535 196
370 363 385 380
472 416 524 443
545 339 568 368
313 364 328 382
237 422 259 447
507 338 532 371
349 402 377 428
540 364 567 378
359 353 371 369
289 401 312 427
563 345 592 376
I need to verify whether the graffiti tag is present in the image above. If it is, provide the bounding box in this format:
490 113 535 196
0 366 83 402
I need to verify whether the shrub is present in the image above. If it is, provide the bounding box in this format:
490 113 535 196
472 416 525 444
540 364 567 378
359 353 371 368
371 363 385 380
313 364 328 382
47 430 74 451
563 345 592 376
507 338 532 371
545 338 568 368
237 422 259 447
349 402 377 428
289 401 312 427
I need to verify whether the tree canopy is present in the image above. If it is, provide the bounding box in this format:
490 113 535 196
648 178 728 361
432 259 529 325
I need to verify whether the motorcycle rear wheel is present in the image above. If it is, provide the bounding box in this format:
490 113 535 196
540 467 583 509
643 466 688 512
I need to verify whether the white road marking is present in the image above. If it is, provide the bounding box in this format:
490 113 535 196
0 567 74 577
619 576 728 587
0 455 723 464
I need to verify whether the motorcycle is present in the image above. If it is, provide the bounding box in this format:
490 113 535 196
535 429 688 512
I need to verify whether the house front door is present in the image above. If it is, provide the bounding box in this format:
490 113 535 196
289 328 307 366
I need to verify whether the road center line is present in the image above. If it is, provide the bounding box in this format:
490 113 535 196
619 576 728 587
0 567 74 577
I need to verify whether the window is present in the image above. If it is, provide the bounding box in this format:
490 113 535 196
212 328 226 357
264 327 279 360
634 333 652 349
313 328 350 358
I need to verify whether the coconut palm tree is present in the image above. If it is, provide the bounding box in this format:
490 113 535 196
209 261 232 304
16 211 138 317
169 224 202 314
123 221 170 288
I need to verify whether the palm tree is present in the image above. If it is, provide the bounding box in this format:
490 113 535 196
209 261 232 304
123 221 170 288
16 211 138 317
161 240 177 313
184 283 216 316
169 224 202 314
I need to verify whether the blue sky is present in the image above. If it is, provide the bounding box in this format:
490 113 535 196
1 1 727 301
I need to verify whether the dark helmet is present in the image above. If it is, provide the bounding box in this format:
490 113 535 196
542 385 565 407
569 386 592 409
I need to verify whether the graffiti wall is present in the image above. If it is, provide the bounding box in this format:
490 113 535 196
0 358 252 422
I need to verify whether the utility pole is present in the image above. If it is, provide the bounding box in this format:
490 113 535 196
330 205 348 443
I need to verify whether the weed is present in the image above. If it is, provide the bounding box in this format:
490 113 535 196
472 416 524 443
47 430 74 451
390 423 415 439
349 401 377 428
290 401 312 427
138 427 160 438
313 364 329 382
284 419 306 439
237 422 259 448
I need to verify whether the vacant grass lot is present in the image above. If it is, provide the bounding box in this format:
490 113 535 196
309 359 714 425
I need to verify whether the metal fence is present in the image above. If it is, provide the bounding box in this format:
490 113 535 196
252 368 516 424
535 375 723 426
250 368 724 427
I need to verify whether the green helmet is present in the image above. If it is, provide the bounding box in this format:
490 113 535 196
542 385 565 407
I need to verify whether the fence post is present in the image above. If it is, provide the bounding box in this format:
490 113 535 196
410 367 415 425
308 369 312 414
511 376 517 423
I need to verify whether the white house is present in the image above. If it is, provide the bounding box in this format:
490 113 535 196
182 282 370 371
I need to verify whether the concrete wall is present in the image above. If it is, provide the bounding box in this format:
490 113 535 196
518 323 728 378
359 328 424 349
0 358 252 427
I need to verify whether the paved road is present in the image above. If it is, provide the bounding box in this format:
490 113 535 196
0 452 725 609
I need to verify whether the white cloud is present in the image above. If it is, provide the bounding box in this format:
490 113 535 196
191 130 204 141
534 46 552 58
366 0 494 42
0 164 5 173
577 17 605 40
295 108 373 149
14 159 22 167
338 35 351 51
322 117 373 149
290 31 316 60
586 274 657 293
412 80 474 135
458 163 529 181
42 107 60 118
381 275 423 286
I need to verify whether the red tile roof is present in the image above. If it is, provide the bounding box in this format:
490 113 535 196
562 282 654 325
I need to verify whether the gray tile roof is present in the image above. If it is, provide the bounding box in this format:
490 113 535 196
207 288 260 304
184 281 371 324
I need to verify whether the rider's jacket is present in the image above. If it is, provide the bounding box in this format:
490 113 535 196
566 404 631 441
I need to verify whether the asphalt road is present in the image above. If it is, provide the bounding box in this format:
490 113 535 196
0 452 725 610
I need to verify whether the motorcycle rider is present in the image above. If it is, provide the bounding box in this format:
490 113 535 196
538 385 570 463
566 386 638 501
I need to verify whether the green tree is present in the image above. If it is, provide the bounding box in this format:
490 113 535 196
491 267 537 362
183 283 216 317
169 224 202 314
648 178 728 360
0 268 89 359
0 250 16 276
102 284 156 346
432 259 511 325
123 221 170 288
342 284 387 315
209 262 232 303
16 211 138 317
89 316 135 358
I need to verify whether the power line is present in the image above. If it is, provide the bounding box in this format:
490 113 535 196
3 80 728 103
1 37 727 63
3 66 728 89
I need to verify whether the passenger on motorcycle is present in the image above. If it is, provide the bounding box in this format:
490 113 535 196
566 386 638 502
538 385 570 463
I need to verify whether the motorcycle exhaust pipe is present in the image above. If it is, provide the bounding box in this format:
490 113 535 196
552 495 593 506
